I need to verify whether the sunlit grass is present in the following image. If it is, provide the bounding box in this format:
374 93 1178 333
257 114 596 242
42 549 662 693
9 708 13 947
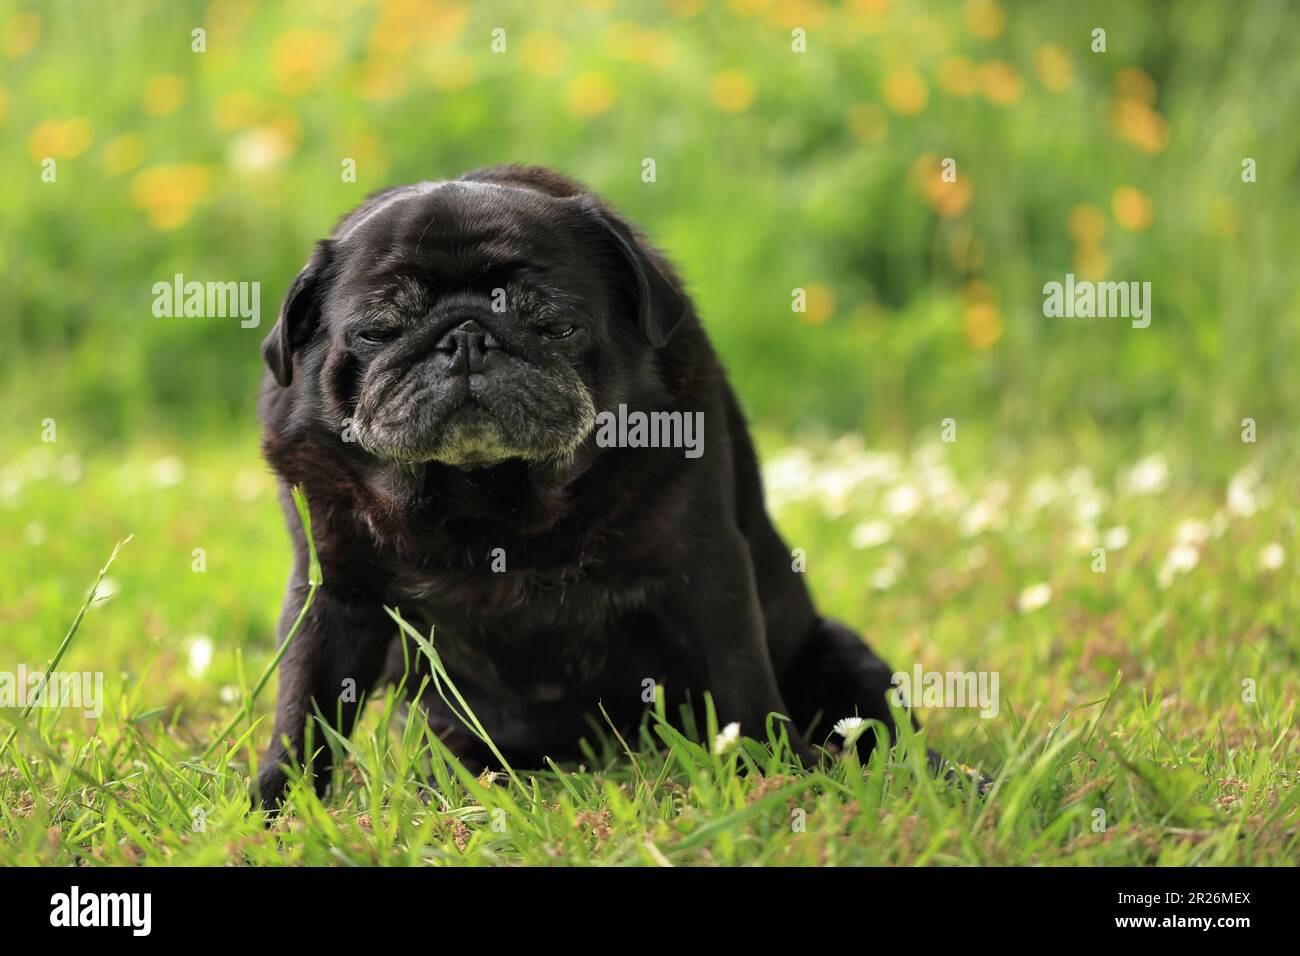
1 436 1295 865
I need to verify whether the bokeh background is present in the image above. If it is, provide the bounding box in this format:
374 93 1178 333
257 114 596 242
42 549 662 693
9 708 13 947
5 0 1298 457
3 1 1299 863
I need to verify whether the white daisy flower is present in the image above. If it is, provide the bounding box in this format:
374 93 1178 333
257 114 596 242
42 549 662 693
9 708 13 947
960 500 998 537
188 635 214 677
920 464 961 512
815 468 856 518
763 449 815 507
59 453 84 484
149 455 185 489
1025 476 1061 511
713 721 741 755
1166 543 1200 572
884 484 920 518
1258 543 1285 572
1017 582 1052 614
833 716 865 739
1158 543 1200 589
1075 495 1103 527
1176 518 1210 545
1227 467 1264 518
850 519 892 549
1118 454 1169 497
90 576 120 608
1073 525 1100 552
859 450 902 486
1102 526 1129 550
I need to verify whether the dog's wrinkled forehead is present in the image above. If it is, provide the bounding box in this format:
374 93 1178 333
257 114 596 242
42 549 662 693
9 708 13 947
333 181 580 284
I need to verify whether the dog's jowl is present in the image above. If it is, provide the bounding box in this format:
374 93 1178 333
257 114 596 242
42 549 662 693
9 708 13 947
255 164 904 809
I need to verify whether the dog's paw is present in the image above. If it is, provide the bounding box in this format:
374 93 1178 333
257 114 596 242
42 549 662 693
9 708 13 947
927 748 992 795
253 760 291 816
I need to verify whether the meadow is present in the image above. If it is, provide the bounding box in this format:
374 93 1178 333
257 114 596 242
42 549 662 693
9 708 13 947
2 0 1297 865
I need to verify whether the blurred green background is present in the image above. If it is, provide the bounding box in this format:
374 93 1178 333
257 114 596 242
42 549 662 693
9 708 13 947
3 0 1297 462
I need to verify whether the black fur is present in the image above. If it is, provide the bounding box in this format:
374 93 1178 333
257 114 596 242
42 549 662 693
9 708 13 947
255 165 904 809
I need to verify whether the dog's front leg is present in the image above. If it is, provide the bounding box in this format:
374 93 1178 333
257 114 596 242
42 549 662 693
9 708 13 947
255 582 393 811
667 530 820 767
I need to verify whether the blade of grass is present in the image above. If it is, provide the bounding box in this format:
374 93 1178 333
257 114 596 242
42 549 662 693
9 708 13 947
201 485 319 761
0 535 131 759
385 606 527 796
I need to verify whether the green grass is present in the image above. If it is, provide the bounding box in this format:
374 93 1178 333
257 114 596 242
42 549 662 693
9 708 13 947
2 435 1296 865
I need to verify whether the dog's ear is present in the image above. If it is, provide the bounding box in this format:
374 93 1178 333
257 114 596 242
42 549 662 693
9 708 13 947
572 197 687 348
262 240 334 387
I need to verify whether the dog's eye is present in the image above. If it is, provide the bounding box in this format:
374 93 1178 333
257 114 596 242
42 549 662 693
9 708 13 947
540 325 578 340
355 327 401 345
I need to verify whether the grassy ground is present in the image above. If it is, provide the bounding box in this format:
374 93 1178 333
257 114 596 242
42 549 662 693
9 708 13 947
2 432 1296 865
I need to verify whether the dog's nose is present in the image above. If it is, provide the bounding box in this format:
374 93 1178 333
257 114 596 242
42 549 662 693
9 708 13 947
434 319 500 373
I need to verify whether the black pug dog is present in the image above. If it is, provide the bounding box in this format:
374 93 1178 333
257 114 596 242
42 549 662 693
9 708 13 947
255 164 905 810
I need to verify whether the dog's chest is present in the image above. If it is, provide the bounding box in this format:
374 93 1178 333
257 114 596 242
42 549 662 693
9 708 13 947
393 559 650 615
392 564 658 700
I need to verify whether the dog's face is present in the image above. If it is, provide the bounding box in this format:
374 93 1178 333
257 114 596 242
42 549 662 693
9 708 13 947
262 180 685 467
